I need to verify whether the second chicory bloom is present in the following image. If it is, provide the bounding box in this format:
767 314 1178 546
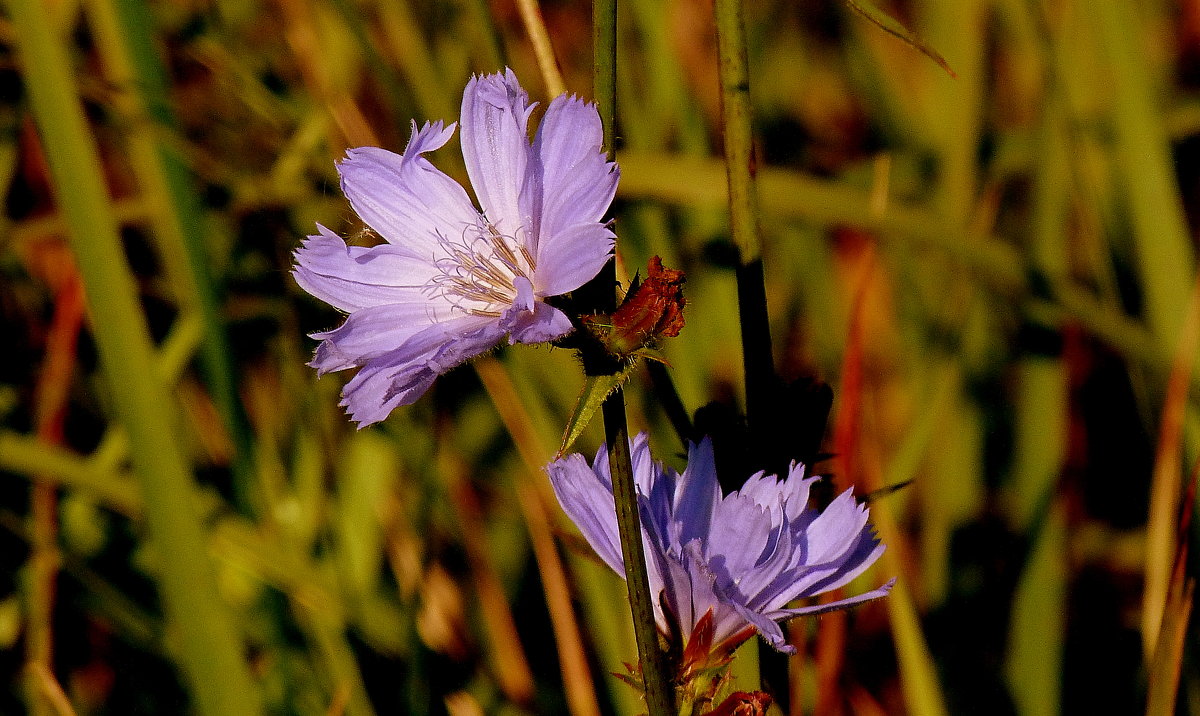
547 434 893 662
293 69 618 426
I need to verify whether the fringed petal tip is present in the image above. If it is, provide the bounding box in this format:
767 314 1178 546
548 431 894 669
339 120 457 168
775 578 897 621
296 68 621 424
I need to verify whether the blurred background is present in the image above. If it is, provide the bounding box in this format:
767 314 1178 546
2 0 1199 713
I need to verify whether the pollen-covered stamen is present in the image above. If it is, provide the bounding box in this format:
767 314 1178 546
428 218 537 316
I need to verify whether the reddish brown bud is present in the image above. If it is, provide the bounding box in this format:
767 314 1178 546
593 256 686 357
706 691 773 716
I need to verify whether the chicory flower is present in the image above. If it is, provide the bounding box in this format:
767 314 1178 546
547 434 893 666
293 69 618 425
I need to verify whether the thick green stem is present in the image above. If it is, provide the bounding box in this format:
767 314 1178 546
714 0 777 694
714 0 775 446
7 2 262 714
593 0 674 712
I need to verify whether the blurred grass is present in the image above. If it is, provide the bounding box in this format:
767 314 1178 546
0 0 1198 714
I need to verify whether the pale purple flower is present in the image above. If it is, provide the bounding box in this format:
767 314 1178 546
547 434 893 658
293 69 618 425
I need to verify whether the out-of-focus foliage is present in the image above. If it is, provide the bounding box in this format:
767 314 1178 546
1 0 1199 714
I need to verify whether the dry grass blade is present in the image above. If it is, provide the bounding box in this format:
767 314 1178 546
515 0 565 97
842 0 957 78
27 662 76 716
1141 271 1200 656
474 358 602 716
25 266 84 716
439 449 536 705
275 0 378 147
1144 479 1195 716
837 245 949 716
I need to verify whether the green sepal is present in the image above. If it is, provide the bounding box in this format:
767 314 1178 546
558 360 641 458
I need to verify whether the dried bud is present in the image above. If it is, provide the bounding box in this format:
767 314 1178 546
586 256 686 358
705 691 773 716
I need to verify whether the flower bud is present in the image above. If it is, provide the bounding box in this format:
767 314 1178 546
586 255 685 358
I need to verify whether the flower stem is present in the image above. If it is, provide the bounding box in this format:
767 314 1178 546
593 0 674 712
647 360 695 448
602 391 675 716
714 0 774 695
593 0 616 150
714 0 775 447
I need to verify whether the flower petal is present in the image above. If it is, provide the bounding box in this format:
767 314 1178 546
673 439 722 545
308 301 455 375
764 531 886 611
726 599 793 653
750 519 885 613
459 69 535 232
804 488 873 564
655 542 720 641
546 452 625 576
533 222 615 296
531 92 619 243
504 300 573 345
547 430 893 664
337 314 502 426
337 122 479 254
293 226 437 313
707 490 774 578
770 578 896 620
338 352 437 427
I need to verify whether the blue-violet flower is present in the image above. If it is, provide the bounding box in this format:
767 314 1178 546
293 69 618 425
548 434 893 664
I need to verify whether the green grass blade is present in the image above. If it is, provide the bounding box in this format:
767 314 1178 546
1006 504 1068 716
1092 0 1194 344
7 2 262 712
90 0 260 515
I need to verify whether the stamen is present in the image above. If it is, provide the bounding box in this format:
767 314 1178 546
428 217 538 317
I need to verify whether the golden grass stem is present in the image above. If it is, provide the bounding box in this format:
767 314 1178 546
27 662 76 716
516 0 565 97
1142 272 1200 656
439 449 536 704
475 358 603 716
24 271 83 716
88 0 259 515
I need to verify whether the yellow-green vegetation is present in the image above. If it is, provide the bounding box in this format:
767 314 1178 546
0 0 1197 714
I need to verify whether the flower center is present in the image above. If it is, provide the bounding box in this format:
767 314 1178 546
430 219 536 317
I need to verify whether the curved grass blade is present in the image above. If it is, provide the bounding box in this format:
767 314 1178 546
843 0 957 78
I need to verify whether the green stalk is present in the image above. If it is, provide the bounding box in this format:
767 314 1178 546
0 432 142 517
602 390 674 716
1092 0 1194 344
594 0 673 712
593 0 617 149
1092 0 1200 554
7 2 262 714
713 0 775 453
375 0 456 121
90 0 259 516
712 0 775 690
